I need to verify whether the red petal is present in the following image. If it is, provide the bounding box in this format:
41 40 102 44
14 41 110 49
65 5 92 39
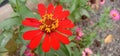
54 32 70 44
28 32 44 49
53 5 63 18
47 4 54 14
57 28 72 36
22 18 41 27
23 30 42 40
50 33 60 50
58 11 70 19
59 19 74 28
38 4 46 17
42 34 51 52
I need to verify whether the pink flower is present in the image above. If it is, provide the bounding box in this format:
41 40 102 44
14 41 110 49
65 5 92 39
100 0 105 5
24 46 36 56
82 51 86 56
82 48 93 56
110 9 120 21
85 48 93 54
76 28 84 40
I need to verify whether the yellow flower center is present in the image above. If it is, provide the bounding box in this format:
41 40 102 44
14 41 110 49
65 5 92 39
39 14 59 33
113 13 117 17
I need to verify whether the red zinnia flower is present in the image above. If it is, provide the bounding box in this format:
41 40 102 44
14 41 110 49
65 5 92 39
22 4 74 52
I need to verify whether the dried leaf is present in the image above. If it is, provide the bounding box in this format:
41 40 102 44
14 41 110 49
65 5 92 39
104 34 113 44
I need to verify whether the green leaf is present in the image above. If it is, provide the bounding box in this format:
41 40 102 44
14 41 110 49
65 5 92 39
80 8 90 18
98 7 111 29
70 1 76 13
9 0 40 19
0 0 3 4
35 45 45 56
0 17 21 30
0 31 13 47
68 42 76 47
17 5 39 19
60 0 72 3
56 49 66 56
86 33 97 47
74 10 81 22
65 45 72 56
20 45 26 56
19 0 26 3
72 48 80 56
70 4 76 13
0 47 7 53
69 36 75 41
17 32 28 45
60 44 71 56
45 50 55 56
10 12 20 17
9 0 17 6
80 32 97 48
20 27 35 32
30 0 38 3
95 51 101 56
0 34 4 44
104 7 111 13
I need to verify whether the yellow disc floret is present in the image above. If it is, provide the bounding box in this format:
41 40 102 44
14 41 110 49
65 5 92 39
39 14 59 33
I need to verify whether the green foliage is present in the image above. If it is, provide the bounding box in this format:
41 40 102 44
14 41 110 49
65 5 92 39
0 47 8 56
30 0 38 3
80 8 90 18
69 36 75 41
20 27 35 32
72 47 81 56
97 7 112 29
60 0 91 22
0 31 13 47
20 45 26 56
35 44 72 56
0 0 3 4
96 52 101 56
0 47 7 53
0 17 21 30
9 0 40 19
60 44 71 56
80 32 97 47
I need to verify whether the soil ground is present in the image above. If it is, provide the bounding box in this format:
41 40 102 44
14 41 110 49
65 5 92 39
89 0 120 56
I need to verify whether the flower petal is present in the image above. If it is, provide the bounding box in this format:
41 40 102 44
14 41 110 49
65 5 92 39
42 34 51 52
28 32 44 49
38 4 46 16
100 0 105 5
50 33 60 50
47 4 54 14
85 48 93 54
76 28 81 32
58 11 70 19
77 36 81 40
23 30 42 40
22 18 41 27
53 5 63 18
57 28 72 36
110 10 120 21
54 32 70 44
82 51 86 56
59 19 74 28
